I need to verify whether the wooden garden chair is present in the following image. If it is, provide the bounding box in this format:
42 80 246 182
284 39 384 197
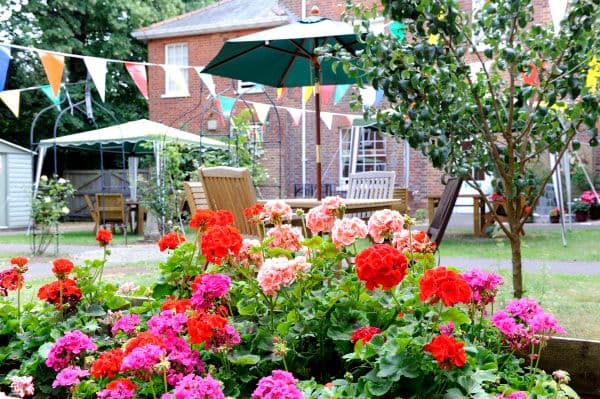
198 166 260 236
347 171 396 218
427 177 463 247
84 194 100 233
183 181 209 214
95 193 129 236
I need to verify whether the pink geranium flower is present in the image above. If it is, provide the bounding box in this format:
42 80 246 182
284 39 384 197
331 217 368 249
266 225 304 252
306 205 335 234
257 256 311 296
262 200 293 225
368 209 404 243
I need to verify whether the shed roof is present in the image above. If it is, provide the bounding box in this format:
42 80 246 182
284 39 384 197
132 0 293 40
0 138 35 154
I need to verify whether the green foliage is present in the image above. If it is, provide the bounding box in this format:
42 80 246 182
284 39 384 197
413 208 427 222
571 200 590 213
571 165 592 191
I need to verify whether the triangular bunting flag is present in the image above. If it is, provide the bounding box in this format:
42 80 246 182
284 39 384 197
124 62 148 99
389 21 405 43
38 51 64 97
345 114 360 125
0 89 20 117
252 102 271 124
276 87 286 100
0 45 10 92
302 86 313 105
522 63 539 87
334 84 350 105
286 107 303 127
162 65 189 95
320 112 334 130
586 57 599 95
360 87 377 107
218 95 236 119
373 89 385 108
320 85 335 107
195 67 216 98
40 85 61 110
549 0 568 34
83 56 108 101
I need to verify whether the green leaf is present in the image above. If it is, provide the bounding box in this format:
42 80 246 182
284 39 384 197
228 353 260 365
37 342 54 360
440 307 470 326
152 283 175 299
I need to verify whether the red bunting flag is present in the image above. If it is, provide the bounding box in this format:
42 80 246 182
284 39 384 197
124 62 148 99
319 85 336 107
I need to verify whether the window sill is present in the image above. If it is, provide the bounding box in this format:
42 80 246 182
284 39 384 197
161 93 191 99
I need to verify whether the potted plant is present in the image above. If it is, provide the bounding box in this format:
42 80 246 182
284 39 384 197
572 200 590 222
549 207 561 223
580 190 600 220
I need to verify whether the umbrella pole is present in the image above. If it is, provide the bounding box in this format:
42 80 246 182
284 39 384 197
314 63 322 201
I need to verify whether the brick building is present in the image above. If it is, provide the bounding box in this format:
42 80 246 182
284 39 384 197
133 0 597 211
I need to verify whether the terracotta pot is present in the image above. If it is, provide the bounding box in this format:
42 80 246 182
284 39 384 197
549 215 560 223
575 211 589 222
590 205 600 220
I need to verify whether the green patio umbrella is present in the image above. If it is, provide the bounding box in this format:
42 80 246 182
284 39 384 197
202 10 363 199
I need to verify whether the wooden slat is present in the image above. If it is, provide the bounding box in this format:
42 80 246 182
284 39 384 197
426 178 462 247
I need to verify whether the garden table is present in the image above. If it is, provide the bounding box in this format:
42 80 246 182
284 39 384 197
427 193 486 236
258 198 406 214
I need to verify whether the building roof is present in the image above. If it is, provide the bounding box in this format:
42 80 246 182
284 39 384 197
0 138 35 154
132 0 293 40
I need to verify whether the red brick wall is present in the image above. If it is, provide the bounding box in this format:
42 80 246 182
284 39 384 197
145 0 557 211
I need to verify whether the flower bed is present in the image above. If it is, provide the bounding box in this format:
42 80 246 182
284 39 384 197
0 200 579 398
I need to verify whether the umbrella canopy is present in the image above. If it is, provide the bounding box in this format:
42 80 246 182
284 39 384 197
203 12 363 199
38 119 227 153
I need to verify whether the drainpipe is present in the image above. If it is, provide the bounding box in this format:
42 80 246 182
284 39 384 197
301 0 307 196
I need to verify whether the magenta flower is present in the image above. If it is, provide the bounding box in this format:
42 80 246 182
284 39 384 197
121 344 166 372
461 269 504 307
497 392 528 399
111 314 141 336
171 373 225 399
148 310 188 336
252 370 303 399
191 273 231 310
207 324 241 351
46 330 97 371
52 366 89 388
165 337 205 385
439 321 455 336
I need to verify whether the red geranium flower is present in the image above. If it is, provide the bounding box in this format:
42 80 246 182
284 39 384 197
106 378 137 391
350 326 381 344
200 225 243 265
96 228 113 246
91 348 125 379
189 209 217 231
212 210 235 226
355 244 408 290
424 335 467 370
52 258 75 279
419 267 472 307
124 332 166 355
158 232 186 252
244 203 265 223
0 268 23 291
161 296 192 314
187 311 228 345
10 257 28 267
37 278 82 308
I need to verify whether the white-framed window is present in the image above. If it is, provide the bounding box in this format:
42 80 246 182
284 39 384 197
237 80 264 94
164 43 189 96
338 126 387 189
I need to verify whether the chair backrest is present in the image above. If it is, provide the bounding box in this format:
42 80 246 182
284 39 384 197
199 166 259 236
347 171 396 200
183 181 208 214
96 193 126 224
427 178 463 247
392 187 409 214
83 194 99 223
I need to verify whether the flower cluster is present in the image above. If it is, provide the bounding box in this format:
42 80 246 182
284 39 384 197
492 297 566 351
163 374 225 399
367 209 404 243
392 230 437 254
331 217 368 249
91 348 125 379
236 238 264 268
9 375 34 398
355 244 407 290
257 256 311 296
419 267 472 307
111 314 141 336
350 326 381 344
580 190 599 205
0 267 23 293
96 228 113 246
261 200 293 225
424 335 467 370
51 258 75 280
10 256 29 273
97 378 137 399
252 370 303 399
244 203 265 223
187 311 239 350
46 330 97 371
37 278 82 309
200 224 243 264
158 231 186 252
461 269 504 308
265 225 304 252
191 273 231 310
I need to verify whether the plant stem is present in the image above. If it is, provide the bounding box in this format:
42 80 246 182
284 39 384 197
17 285 22 333
163 370 168 393
98 246 107 283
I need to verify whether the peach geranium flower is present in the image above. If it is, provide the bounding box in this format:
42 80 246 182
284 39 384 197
262 200 293 225
331 217 368 249
306 205 336 234
367 209 404 243
257 256 311 296
266 225 304 252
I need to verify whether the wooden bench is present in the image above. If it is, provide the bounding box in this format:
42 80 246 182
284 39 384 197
183 181 208 214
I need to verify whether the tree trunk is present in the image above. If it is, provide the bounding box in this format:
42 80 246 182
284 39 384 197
508 226 523 298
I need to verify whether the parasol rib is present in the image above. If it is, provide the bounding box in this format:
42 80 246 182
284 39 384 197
203 42 264 70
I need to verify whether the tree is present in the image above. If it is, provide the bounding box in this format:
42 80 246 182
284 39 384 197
339 0 599 297
0 0 213 150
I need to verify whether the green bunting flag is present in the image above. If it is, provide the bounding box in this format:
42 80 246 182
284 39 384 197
40 85 61 109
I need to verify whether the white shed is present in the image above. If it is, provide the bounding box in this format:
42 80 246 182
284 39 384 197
0 139 34 228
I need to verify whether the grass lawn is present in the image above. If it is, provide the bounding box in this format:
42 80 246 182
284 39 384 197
438 228 600 261
0 230 145 246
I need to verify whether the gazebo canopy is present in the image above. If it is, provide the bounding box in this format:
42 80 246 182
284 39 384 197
38 119 227 153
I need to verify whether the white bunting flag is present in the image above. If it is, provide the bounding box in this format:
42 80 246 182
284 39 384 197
549 0 568 34
83 56 108 101
359 87 377 107
162 65 189 95
0 89 20 117
286 107 303 127
252 102 271 124
195 67 216 97
320 111 334 130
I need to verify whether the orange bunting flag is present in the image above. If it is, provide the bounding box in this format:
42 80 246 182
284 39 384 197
522 63 539 87
38 51 64 97
0 89 21 117
124 62 148 99
276 87 286 100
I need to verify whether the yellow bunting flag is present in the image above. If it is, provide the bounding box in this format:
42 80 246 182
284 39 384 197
276 87 286 100
586 57 599 95
0 89 20 117
38 51 64 97
302 86 313 105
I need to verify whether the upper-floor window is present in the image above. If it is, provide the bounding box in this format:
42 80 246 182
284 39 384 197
164 43 189 97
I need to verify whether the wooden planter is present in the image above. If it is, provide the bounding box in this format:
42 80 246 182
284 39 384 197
549 215 560 223
575 211 589 222
538 336 600 398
